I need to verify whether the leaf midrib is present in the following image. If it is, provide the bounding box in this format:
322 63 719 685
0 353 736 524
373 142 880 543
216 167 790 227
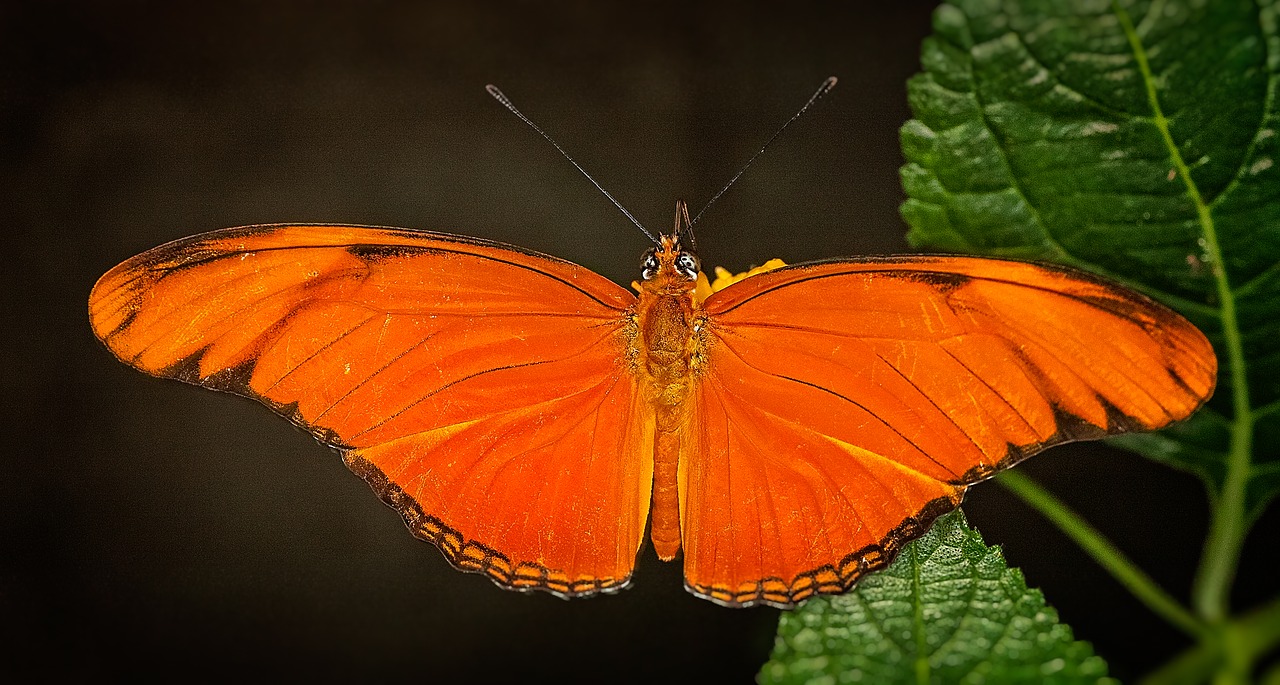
911 542 929 685
1111 0 1256 624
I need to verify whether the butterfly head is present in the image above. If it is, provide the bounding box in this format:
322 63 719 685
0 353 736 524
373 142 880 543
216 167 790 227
639 234 700 291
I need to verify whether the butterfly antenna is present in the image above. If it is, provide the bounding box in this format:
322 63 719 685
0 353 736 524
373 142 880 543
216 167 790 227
486 85 660 245
689 76 838 228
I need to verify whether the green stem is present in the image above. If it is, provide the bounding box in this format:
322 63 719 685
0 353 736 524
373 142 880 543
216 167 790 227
996 471 1208 639
1112 1 1255 625
1141 595 1280 685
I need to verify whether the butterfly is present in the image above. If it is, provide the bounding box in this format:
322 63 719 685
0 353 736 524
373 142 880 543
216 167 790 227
88 201 1216 608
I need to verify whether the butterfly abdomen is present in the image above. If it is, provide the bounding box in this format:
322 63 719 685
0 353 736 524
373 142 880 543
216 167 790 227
635 288 705 562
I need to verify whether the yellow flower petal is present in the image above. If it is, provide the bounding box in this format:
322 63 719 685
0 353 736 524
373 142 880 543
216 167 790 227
709 258 787 292
691 259 787 304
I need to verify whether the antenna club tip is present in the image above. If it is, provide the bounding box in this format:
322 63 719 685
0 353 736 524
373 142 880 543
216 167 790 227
486 84 516 108
823 76 838 90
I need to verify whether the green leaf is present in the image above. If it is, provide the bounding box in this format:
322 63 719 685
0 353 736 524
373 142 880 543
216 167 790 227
759 511 1114 685
899 0 1280 516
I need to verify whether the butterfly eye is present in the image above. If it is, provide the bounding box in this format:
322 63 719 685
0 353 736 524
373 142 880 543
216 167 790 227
675 253 699 280
640 250 660 280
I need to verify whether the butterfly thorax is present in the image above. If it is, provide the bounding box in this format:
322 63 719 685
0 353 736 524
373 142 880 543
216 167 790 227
629 237 708 561
637 294 702 400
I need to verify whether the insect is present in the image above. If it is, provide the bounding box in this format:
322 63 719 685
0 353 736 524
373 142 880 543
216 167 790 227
88 83 1216 608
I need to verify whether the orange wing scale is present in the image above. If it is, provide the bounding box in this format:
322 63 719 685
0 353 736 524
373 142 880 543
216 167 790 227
89 224 653 596
684 256 1216 606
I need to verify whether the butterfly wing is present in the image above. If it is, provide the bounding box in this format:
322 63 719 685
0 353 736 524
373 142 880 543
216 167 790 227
684 256 1216 607
89 224 653 597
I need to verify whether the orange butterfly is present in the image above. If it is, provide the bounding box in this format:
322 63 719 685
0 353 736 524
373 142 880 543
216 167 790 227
88 207 1215 607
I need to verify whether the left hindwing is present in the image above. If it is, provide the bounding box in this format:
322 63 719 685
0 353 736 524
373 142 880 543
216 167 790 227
679 255 1216 607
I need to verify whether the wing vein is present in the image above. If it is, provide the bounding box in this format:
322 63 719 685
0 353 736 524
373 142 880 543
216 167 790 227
126 259 333 360
152 239 631 312
454 382 612 561
869 350 992 462
998 308 1177 424
713 265 1169 327
714 332 958 478
711 375 841 575
312 326 446 423
262 311 383 392
351 326 620 441
711 370 943 514
936 344 1044 438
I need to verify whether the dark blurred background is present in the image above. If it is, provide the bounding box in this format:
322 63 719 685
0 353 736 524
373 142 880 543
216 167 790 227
3 2 1274 682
